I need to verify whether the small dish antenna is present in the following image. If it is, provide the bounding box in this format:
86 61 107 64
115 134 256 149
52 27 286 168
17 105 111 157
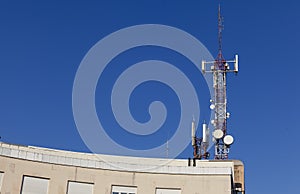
213 129 224 139
223 135 234 145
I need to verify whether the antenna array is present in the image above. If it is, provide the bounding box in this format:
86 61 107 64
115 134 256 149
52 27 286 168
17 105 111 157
192 5 239 160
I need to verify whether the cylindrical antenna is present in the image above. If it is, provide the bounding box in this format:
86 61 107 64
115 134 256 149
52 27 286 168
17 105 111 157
191 120 196 145
234 54 239 73
202 123 208 143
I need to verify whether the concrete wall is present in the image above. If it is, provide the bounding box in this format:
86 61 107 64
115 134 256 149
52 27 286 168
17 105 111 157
0 143 244 194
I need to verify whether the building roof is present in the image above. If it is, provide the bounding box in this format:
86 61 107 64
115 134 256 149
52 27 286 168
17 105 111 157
0 142 238 177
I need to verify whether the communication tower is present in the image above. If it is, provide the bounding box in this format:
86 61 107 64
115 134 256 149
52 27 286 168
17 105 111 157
192 5 239 160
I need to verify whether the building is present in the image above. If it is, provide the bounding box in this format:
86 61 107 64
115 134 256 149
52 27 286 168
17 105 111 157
0 142 244 194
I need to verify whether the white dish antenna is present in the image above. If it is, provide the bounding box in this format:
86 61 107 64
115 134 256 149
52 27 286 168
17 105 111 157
223 135 234 145
213 129 224 139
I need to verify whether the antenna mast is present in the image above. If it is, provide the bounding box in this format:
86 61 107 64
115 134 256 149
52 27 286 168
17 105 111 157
217 4 223 61
200 4 239 160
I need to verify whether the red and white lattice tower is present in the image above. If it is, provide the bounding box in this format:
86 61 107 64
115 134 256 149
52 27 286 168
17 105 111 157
201 5 239 160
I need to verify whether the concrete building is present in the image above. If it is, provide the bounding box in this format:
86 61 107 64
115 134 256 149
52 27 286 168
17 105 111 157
0 142 244 194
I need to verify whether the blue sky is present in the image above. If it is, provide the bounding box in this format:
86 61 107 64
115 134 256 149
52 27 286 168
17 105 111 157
0 1 299 193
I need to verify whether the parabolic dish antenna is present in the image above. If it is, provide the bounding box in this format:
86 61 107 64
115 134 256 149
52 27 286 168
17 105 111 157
212 129 224 139
223 135 234 145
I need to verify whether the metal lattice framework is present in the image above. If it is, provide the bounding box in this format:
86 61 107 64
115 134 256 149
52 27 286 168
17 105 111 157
201 5 239 160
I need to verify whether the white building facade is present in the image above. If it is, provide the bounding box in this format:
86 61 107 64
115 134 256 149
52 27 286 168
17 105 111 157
0 142 244 194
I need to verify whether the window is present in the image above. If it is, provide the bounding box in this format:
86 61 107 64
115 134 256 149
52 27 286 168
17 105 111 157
21 176 49 194
111 185 137 194
0 172 3 190
67 181 94 194
156 188 181 194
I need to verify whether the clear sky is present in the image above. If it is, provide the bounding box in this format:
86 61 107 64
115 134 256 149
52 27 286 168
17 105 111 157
0 1 299 193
